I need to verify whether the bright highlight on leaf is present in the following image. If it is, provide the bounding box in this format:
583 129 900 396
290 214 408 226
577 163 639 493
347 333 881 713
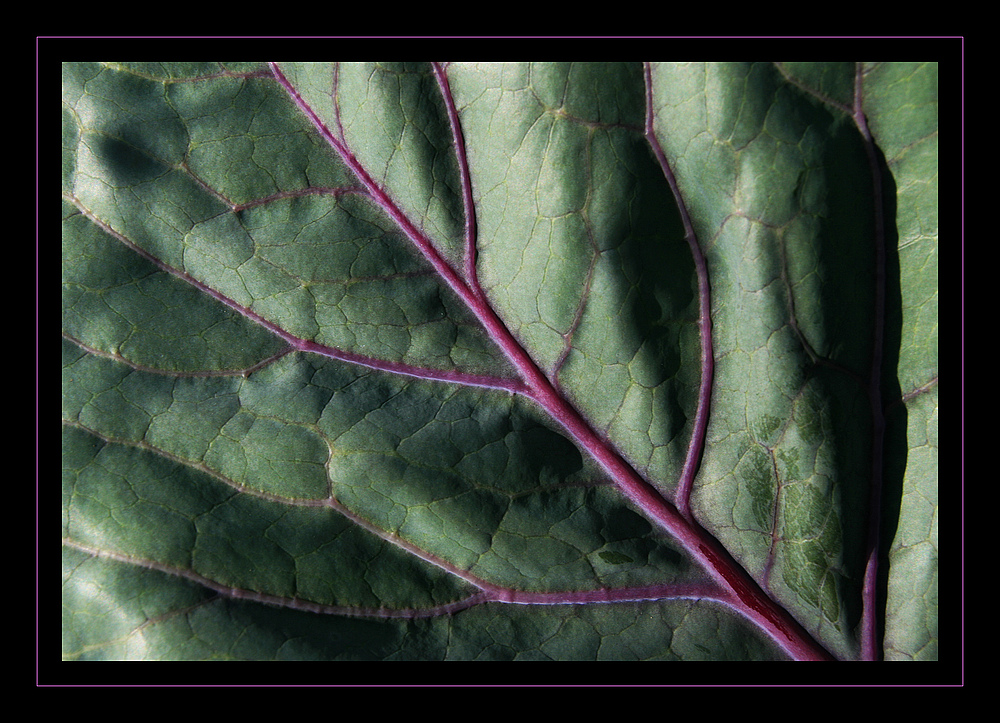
62 61 938 662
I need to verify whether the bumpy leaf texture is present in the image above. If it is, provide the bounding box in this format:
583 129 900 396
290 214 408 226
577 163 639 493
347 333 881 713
61 62 938 662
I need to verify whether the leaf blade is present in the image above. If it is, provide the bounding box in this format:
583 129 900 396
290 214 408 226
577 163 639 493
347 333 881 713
61 61 938 663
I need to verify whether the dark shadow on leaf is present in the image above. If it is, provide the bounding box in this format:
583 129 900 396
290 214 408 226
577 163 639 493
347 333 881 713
809 118 905 655
612 132 694 478
521 423 584 486
93 133 168 186
811 116 877 639
872 145 905 661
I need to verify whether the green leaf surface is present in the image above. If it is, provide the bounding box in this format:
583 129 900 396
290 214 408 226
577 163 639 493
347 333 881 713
61 61 938 662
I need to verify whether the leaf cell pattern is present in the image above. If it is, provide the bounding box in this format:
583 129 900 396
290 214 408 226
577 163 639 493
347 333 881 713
62 61 938 662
